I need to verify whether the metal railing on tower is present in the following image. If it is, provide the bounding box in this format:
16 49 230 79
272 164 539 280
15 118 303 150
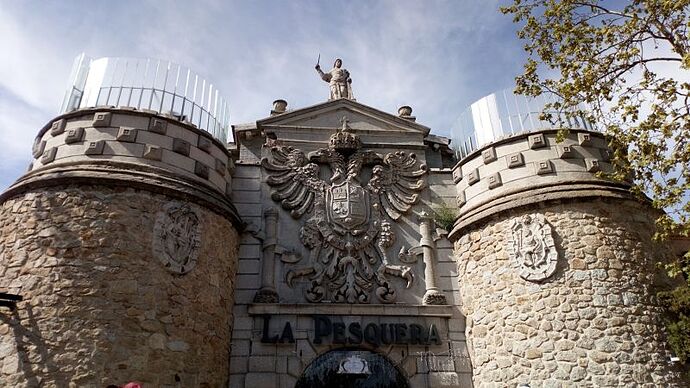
60 53 230 142
450 88 597 160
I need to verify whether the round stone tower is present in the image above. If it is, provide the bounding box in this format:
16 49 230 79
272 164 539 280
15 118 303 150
0 107 241 386
449 129 683 386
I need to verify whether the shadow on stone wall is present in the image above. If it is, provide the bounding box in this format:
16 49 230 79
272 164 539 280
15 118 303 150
1 306 60 386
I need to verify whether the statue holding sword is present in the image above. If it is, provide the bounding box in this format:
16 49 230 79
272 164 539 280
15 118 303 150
315 56 354 100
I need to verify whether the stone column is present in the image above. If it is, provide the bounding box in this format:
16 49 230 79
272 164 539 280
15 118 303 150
254 207 279 303
420 211 447 305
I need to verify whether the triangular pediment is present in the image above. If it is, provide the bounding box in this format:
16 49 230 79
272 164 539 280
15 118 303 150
256 99 430 136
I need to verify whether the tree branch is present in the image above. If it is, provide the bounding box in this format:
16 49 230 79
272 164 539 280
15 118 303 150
571 1 633 19
597 57 683 83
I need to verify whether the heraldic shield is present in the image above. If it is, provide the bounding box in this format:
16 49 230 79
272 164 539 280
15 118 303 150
261 123 428 303
327 179 369 231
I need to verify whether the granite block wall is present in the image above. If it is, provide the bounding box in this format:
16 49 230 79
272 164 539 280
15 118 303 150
453 196 683 387
0 186 239 387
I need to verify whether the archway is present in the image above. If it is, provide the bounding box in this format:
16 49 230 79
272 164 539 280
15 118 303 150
295 349 410 388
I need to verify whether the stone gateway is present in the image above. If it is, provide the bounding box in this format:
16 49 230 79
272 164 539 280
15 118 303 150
0 55 685 387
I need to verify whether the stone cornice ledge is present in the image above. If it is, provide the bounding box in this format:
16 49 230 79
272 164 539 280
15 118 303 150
248 303 454 317
1 160 243 228
448 181 635 241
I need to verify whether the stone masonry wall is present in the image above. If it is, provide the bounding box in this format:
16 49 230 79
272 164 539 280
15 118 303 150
0 185 238 387
228 163 473 387
454 198 683 387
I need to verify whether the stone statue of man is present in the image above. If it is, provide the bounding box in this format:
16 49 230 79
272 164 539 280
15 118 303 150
315 58 354 100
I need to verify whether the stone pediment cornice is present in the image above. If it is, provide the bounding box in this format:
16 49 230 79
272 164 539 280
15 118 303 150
256 98 431 136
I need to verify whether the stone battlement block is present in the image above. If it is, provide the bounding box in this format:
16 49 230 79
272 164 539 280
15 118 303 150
92 112 112 127
507 152 525 168
467 168 479 186
148 118 168 134
578 132 592 146
40 147 57 164
65 127 85 144
215 158 227 176
482 147 497 164
85 140 105 155
535 160 554 175
198 136 212 153
32 139 46 158
143 145 163 161
116 127 138 143
558 145 575 159
487 172 502 189
529 133 547 149
586 158 600 172
172 138 191 156
195 161 210 179
50 119 66 136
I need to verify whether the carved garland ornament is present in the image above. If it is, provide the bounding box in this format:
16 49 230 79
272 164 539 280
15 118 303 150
262 118 427 303
506 213 558 282
153 202 201 274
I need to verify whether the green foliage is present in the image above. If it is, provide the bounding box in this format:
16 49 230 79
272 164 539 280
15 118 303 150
433 203 458 231
502 0 690 362
658 253 690 362
501 0 690 233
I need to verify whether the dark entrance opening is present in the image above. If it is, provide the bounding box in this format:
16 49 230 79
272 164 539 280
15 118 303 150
295 349 410 388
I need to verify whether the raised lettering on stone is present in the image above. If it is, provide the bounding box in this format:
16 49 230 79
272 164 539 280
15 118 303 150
261 315 295 343
308 316 441 347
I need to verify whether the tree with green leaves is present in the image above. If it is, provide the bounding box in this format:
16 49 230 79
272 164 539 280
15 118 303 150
501 0 689 362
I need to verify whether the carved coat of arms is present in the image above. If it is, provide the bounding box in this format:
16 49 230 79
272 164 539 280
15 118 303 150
262 119 426 303
153 202 201 274
506 213 558 282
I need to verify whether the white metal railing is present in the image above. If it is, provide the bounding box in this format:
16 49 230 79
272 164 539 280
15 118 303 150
450 88 597 160
60 53 230 142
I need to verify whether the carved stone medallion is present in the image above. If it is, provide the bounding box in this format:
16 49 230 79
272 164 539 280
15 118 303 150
338 355 370 375
506 213 558 282
153 202 201 274
262 118 427 303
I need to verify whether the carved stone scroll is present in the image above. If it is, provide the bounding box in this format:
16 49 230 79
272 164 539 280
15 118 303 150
506 213 558 282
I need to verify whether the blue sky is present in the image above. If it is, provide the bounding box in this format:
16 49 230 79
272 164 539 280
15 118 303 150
0 0 525 190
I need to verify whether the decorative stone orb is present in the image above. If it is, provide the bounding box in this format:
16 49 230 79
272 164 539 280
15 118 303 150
398 105 413 117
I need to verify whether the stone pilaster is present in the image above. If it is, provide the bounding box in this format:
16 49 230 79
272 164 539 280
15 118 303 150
254 207 279 303
419 212 446 305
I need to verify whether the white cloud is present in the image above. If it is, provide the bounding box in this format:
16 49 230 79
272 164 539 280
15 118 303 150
0 89 48 190
0 7 73 112
0 0 526 190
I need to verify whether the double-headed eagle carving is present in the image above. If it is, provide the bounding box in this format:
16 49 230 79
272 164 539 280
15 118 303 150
262 119 427 303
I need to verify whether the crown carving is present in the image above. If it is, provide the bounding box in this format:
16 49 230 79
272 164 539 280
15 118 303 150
329 116 361 153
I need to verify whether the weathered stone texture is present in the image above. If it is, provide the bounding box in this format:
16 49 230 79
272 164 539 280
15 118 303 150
454 198 684 387
0 186 238 387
